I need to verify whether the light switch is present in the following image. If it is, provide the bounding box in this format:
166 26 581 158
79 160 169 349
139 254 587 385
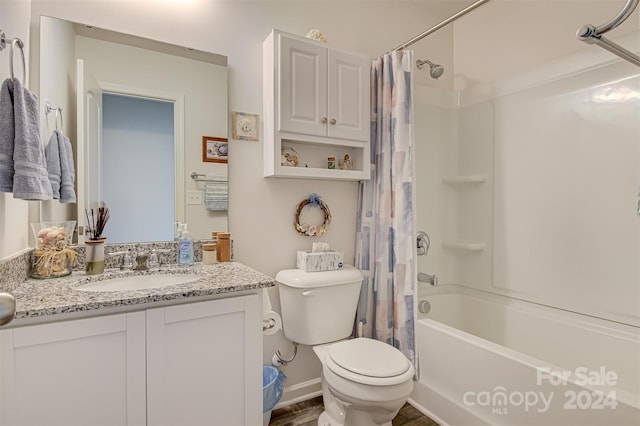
187 190 202 205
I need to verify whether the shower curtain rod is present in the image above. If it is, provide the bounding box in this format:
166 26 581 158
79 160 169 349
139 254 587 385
577 0 640 67
392 0 492 51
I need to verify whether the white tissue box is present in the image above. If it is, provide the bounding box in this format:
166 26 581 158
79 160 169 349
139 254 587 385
297 250 344 272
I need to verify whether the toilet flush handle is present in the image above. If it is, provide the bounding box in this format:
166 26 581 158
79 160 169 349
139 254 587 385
301 290 316 296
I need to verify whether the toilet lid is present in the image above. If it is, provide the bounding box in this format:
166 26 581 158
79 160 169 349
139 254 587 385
327 338 411 378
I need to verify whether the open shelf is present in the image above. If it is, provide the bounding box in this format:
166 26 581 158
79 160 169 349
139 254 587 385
442 241 486 251
442 175 488 185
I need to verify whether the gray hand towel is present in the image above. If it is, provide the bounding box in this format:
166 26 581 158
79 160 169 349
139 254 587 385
0 79 15 192
46 130 76 203
11 78 52 200
59 132 76 203
45 130 62 199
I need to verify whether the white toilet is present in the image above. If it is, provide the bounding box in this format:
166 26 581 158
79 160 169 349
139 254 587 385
276 265 414 426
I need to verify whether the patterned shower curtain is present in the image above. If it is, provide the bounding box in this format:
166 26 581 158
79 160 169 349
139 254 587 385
355 50 415 363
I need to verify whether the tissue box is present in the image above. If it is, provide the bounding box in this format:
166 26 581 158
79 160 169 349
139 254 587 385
297 250 344 272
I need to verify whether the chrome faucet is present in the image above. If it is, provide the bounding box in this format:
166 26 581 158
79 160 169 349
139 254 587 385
134 253 149 271
107 249 135 270
109 248 168 271
135 249 168 271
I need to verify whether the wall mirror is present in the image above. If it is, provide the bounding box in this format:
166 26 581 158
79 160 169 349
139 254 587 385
37 16 228 243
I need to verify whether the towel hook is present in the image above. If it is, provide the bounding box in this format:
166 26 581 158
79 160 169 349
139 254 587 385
45 102 64 132
0 30 26 84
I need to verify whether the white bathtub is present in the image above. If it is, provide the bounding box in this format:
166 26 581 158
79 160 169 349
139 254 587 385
409 284 640 426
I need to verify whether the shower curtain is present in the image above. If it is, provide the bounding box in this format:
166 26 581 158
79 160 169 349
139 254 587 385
355 50 415 363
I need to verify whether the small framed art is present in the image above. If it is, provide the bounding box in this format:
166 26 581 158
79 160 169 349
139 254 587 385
202 136 228 163
232 111 259 141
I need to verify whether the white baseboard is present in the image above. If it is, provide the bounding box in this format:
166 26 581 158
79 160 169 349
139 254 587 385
273 377 323 410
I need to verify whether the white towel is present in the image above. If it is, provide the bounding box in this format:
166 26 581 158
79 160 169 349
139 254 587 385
11 78 52 200
204 176 228 211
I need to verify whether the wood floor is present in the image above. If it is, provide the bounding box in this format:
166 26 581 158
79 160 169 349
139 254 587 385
269 396 439 426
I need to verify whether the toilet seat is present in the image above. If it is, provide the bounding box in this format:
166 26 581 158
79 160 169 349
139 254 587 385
325 338 414 386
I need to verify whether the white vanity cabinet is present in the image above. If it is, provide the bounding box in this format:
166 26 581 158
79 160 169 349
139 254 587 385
0 294 261 426
263 29 371 180
0 312 147 425
146 295 261 426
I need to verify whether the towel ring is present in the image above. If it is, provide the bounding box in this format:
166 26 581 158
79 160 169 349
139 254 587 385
1 30 26 84
10 39 26 84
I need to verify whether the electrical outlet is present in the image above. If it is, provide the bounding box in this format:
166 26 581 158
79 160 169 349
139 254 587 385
187 190 202 205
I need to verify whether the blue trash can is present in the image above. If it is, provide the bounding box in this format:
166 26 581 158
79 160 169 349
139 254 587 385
263 365 285 426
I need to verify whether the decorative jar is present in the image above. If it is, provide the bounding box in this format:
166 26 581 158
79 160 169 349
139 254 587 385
30 221 76 279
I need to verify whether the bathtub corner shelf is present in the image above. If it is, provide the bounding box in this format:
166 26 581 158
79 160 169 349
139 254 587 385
441 175 488 185
442 241 486 251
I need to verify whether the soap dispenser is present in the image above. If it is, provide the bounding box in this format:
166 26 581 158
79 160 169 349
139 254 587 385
177 225 194 267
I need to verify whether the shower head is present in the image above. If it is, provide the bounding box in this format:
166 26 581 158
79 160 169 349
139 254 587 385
416 59 444 80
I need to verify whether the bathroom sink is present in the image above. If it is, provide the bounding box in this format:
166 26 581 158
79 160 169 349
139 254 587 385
75 273 200 292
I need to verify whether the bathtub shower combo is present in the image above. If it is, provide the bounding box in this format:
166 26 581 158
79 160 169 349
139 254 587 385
408 1 640 425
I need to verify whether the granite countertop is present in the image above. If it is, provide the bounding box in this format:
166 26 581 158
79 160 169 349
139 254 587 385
7 262 274 325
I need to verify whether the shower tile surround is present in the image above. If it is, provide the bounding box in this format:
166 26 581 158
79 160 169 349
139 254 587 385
0 241 271 322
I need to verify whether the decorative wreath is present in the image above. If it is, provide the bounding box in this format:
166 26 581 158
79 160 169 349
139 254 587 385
294 193 331 237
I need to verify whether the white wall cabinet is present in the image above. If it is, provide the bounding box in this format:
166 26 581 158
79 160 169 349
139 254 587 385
264 29 370 180
0 295 261 426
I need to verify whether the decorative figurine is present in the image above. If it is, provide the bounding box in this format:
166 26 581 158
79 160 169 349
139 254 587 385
340 154 352 170
281 146 299 167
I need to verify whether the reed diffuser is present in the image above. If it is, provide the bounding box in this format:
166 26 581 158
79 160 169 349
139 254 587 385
85 202 110 275
85 202 110 241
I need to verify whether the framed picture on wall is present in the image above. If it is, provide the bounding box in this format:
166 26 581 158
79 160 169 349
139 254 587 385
231 111 259 141
202 136 228 163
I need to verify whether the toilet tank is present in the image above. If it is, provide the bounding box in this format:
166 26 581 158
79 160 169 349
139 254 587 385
276 265 363 345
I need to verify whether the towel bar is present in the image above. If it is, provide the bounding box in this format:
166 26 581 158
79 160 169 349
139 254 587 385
190 171 228 182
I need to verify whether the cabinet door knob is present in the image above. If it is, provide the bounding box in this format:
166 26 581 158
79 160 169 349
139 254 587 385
330 118 336 125
321 117 327 124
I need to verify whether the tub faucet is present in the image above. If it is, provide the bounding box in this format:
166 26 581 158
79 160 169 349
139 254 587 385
418 272 438 286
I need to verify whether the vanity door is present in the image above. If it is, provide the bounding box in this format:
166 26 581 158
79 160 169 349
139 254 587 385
146 295 261 426
0 312 146 426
